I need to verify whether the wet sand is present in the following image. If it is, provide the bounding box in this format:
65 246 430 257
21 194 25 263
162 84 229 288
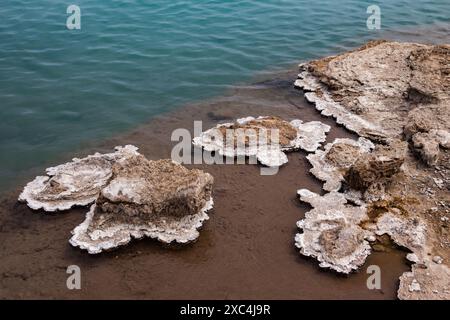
0 69 410 299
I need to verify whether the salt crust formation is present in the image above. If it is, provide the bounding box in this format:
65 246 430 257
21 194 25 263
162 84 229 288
19 146 214 253
306 137 375 192
295 40 450 164
19 145 139 211
295 40 450 299
295 189 372 274
193 116 330 167
70 156 214 253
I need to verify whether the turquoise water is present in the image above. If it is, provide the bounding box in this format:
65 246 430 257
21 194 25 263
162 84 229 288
0 0 448 190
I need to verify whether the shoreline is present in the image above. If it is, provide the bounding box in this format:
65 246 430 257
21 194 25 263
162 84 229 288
1 24 449 299
2 21 449 194
294 40 449 299
0 67 410 299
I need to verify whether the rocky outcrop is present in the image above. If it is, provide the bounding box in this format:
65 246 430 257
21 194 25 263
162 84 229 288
376 209 450 300
18 145 139 211
295 40 450 165
344 140 407 192
295 40 450 300
306 137 374 192
411 130 450 165
296 187 450 299
404 110 450 165
19 146 214 253
398 261 450 300
70 156 214 254
193 116 330 167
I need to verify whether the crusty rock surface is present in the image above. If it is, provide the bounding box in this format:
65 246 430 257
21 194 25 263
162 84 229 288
344 139 407 192
295 189 372 274
295 40 450 300
18 145 140 211
193 116 330 167
307 137 374 192
296 187 450 300
412 130 450 165
70 156 214 254
295 40 450 163
398 263 450 300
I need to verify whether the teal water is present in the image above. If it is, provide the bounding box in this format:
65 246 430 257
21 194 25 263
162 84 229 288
0 0 448 190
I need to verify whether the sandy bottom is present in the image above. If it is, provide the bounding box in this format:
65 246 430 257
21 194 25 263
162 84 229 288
0 68 412 299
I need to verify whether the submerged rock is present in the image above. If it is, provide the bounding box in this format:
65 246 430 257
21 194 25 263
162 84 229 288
306 137 375 192
18 145 140 211
193 116 330 167
295 189 372 274
70 156 214 254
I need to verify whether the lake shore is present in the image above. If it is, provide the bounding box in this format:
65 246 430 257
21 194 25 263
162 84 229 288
1 24 449 299
0 68 411 299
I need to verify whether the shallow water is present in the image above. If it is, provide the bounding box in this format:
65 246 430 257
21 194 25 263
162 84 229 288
1 0 449 190
0 69 411 299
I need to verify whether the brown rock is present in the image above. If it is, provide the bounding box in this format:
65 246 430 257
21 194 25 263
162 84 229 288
70 155 214 254
345 140 407 191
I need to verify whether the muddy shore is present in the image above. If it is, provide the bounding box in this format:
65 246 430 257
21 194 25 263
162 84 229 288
2 25 448 299
0 69 411 299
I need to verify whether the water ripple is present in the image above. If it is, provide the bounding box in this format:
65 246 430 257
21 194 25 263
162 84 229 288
0 0 449 190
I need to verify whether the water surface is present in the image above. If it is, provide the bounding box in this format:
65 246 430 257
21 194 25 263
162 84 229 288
0 0 449 190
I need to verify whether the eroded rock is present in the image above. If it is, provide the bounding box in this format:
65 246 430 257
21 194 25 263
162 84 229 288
295 188 449 299
377 211 450 300
404 109 450 165
306 137 375 192
18 145 140 211
374 211 427 254
344 140 407 191
193 116 330 167
70 156 214 254
412 130 450 165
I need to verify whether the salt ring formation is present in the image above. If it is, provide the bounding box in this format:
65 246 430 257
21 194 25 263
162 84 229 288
19 145 214 253
294 40 450 300
193 116 330 167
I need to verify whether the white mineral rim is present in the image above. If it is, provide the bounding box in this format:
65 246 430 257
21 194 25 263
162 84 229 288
69 197 214 254
295 69 387 140
192 116 330 167
18 145 140 212
294 41 450 299
294 189 373 274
